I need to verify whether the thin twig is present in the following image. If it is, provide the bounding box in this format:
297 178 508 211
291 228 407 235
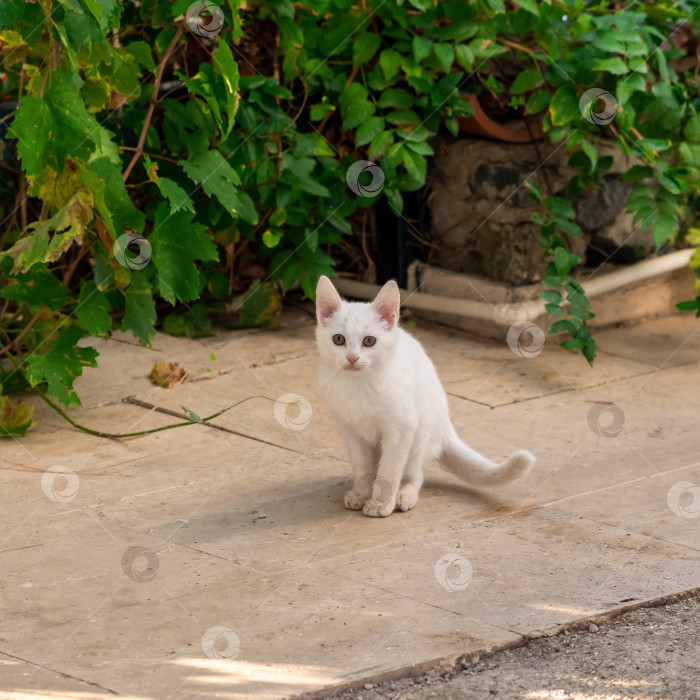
34 390 277 439
123 26 184 183
0 305 46 357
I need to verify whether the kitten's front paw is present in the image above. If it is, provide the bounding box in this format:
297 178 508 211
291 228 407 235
363 498 395 518
344 490 366 510
396 484 419 512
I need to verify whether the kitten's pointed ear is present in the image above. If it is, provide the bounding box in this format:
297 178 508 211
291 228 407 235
373 280 401 328
316 276 343 324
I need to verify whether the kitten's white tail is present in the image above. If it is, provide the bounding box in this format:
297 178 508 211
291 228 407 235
438 426 535 488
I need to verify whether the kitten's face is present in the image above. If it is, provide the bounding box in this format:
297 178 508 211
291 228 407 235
315 277 400 373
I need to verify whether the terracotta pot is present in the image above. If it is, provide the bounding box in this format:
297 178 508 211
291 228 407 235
457 93 544 143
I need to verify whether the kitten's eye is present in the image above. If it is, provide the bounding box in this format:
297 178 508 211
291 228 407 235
363 336 376 347
332 334 345 346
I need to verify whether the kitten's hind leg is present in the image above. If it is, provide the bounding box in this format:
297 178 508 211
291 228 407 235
340 429 377 511
396 443 426 512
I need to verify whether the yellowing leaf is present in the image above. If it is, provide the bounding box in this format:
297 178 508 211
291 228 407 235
689 248 700 269
150 361 188 388
2 190 93 273
0 395 35 439
686 228 700 246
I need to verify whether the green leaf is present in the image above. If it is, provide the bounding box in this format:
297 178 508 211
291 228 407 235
378 88 416 109
368 130 393 159
1 265 69 311
548 319 578 336
540 290 562 304
339 82 375 130
212 36 240 138
545 303 565 317
0 395 35 439
150 203 219 304
526 89 550 113
157 177 195 214
621 165 654 182
683 114 700 142
549 85 580 126
78 157 145 237
406 140 434 156
412 36 432 62
560 338 584 351
546 196 575 219
638 139 671 152
510 69 543 95
121 272 156 345
592 57 629 75
385 109 420 128
75 281 112 337
658 172 682 195
269 208 286 227
25 326 98 407
455 45 474 72
235 279 281 329
9 70 102 176
617 72 645 109
525 180 543 202
183 407 203 423
484 0 505 11
82 0 118 30
180 145 257 223
282 156 331 197
124 40 155 71
402 148 426 184
379 49 402 82
433 44 454 73
262 229 282 248
514 0 539 15
553 247 580 275
353 33 381 66
355 116 385 146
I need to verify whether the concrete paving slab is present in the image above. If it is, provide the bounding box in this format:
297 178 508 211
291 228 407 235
2 562 519 700
408 318 653 405
442 347 652 408
559 462 700 553
72 309 315 409
3 309 700 699
594 314 700 369
0 653 121 699
307 505 700 637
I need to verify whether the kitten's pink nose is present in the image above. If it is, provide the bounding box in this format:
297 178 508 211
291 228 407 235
346 353 359 365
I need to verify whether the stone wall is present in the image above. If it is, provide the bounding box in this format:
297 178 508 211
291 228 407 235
428 137 654 286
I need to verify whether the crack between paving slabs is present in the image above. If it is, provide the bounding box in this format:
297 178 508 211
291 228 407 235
446 366 656 409
0 649 120 695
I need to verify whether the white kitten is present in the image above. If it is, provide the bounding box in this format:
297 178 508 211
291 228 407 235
315 276 535 518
